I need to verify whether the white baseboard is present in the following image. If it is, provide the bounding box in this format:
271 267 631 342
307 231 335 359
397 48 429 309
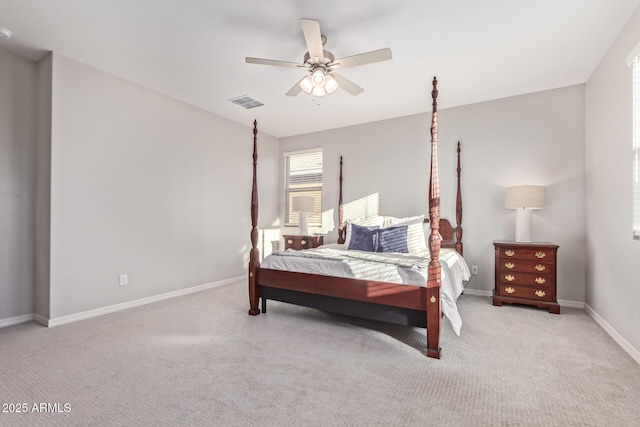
585 304 640 366
40 276 244 328
462 289 492 297
557 299 585 309
463 289 585 309
33 314 49 326
0 314 35 328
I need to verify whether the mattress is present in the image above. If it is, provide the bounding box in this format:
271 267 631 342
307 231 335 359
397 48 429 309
261 244 470 335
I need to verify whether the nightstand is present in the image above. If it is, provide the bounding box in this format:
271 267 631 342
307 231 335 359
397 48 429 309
282 235 324 250
492 241 560 314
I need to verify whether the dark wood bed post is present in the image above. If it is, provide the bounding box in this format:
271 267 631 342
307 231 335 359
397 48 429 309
248 120 261 316
426 77 442 359
337 156 346 244
455 141 463 256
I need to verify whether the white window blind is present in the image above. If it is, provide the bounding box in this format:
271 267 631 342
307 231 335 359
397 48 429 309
284 149 323 227
633 57 640 238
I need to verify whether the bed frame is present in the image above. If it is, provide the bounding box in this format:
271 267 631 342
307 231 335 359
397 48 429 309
248 77 463 359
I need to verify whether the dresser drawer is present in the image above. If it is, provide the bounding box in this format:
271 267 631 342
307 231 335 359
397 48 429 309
283 235 323 250
498 260 554 274
498 247 555 262
498 272 554 288
498 284 555 302
285 237 307 250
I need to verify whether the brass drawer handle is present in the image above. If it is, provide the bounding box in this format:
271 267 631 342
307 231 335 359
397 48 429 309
505 275 515 282
535 251 546 259
505 287 515 294
535 264 546 272
535 290 546 298
535 277 546 285
505 262 515 269
301 240 307 245
287 239 293 244
505 250 515 257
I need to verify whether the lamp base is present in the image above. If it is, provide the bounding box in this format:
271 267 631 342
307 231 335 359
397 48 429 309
514 208 533 242
299 211 309 235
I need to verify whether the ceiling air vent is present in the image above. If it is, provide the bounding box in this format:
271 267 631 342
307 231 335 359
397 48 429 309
228 95 264 109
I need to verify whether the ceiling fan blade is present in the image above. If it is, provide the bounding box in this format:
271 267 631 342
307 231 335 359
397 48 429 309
285 77 305 96
332 73 364 96
331 48 392 69
245 57 301 68
300 19 324 62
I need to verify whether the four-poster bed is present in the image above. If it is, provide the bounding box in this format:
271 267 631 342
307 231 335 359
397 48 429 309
248 77 464 359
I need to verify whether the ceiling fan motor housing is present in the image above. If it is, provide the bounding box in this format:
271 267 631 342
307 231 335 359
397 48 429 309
303 50 335 66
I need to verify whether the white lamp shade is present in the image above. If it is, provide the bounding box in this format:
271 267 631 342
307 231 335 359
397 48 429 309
505 185 545 209
325 75 338 94
292 196 314 212
299 76 313 94
311 86 326 97
311 69 325 87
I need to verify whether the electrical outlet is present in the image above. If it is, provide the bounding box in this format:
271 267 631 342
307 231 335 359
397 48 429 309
119 274 128 286
471 266 479 275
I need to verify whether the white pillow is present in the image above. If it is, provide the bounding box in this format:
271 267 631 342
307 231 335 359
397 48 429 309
344 216 384 248
383 215 427 253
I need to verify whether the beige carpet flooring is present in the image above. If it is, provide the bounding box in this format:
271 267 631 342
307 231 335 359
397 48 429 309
1 280 639 426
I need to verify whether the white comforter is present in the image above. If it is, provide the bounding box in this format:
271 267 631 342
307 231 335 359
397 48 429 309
261 244 470 335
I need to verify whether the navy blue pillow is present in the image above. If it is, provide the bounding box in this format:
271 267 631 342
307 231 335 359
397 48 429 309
376 225 408 253
348 223 379 252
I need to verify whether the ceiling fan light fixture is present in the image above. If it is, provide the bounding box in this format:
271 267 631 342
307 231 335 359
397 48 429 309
311 68 325 88
325 74 338 94
312 86 326 97
245 19 392 98
300 75 313 94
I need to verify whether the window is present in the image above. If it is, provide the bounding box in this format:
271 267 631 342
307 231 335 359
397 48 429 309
284 149 323 227
632 54 640 238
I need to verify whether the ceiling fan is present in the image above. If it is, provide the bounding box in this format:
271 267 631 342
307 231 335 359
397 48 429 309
245 18 392 97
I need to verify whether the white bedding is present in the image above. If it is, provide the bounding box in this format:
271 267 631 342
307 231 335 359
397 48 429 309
261 244 470 335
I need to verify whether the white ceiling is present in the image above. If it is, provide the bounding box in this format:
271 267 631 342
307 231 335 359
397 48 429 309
1 0 639 138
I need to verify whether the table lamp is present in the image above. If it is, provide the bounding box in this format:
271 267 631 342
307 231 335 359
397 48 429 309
292 196 314 235
505 185 545 242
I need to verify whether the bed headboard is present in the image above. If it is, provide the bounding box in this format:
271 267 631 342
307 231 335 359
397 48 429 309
428 218 456 251
337 142 463 256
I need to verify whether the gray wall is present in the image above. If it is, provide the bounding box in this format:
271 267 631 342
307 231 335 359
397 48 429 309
0 49 37 321
0 50 280 323
45 54 279 318
280 85 586 303
585 6 640 353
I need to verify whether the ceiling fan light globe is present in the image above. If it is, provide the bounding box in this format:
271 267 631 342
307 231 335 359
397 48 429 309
325 75 338 94
312 86 326 97
311 69 325 88
300 76 313 94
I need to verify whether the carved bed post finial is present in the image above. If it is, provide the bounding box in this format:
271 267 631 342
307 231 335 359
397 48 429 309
455 141 463 256
337 156 346 244
248 119 260 315
427 76 442 359
430 77 438 143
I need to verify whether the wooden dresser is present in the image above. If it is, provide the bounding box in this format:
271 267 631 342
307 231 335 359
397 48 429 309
283 235 324 250
492 241 560 314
